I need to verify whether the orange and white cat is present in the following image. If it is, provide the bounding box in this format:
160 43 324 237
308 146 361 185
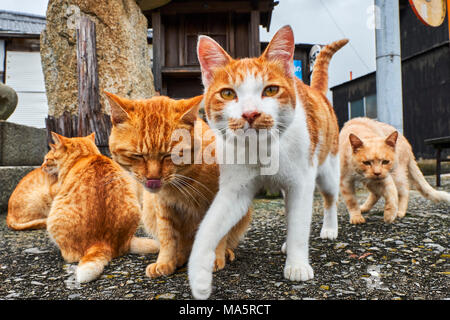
339 117 450 224
6 150 58 231
46 132 159 283
105 92 251 279
188 25 348 299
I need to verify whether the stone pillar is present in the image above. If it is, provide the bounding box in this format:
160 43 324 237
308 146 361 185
40 0 155 118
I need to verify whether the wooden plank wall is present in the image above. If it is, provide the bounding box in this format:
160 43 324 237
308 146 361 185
46 17 112 157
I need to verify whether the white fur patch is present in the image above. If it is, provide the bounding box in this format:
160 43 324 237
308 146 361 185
223 73 279 122
76 261 104 283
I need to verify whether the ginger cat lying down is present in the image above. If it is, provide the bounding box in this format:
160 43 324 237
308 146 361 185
105 92 252 278
340 117 450 224
6 150 58 230
47 132 159 283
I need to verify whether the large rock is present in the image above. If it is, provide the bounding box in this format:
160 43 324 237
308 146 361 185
0 83 18 121
0 121 47 166
40 0 155 117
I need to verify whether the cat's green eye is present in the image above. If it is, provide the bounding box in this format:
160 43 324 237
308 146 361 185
220 89 237 100
263 85 279 97
363 161 371 166
382 160 390 165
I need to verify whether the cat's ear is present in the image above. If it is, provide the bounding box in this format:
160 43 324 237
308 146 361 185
385 131 398 149
349 133 364 152
51 131 65 147
104 91 130 125
49 143 56 151
261 25 295 77
180 95 203 125
197 35 232 87
87 132 96 143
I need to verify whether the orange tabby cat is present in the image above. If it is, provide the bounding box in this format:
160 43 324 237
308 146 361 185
105 92 252 278
47 132 159 283
340 117 450 224
6 150 58 230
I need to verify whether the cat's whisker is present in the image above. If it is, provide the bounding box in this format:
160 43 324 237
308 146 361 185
167 179 192 203
172 173 215 196
170 178 202 207
175 177 210 205
174 177 209 206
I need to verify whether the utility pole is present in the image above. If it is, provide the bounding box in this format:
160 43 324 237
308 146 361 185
375 0 404 134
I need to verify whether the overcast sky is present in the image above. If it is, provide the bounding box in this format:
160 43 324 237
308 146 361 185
260 0 376 96
1 0 376 94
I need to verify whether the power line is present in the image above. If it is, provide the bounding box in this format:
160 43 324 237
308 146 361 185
319 0 372 72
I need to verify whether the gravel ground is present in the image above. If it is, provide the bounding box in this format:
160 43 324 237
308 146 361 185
0 176 448 300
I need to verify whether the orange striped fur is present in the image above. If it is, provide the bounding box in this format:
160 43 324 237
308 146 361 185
106 92 252 278
46 132 158 283
6 156 58 230
310 39 349 95
339 117 450 224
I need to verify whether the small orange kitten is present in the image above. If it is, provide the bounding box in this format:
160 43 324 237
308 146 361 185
47 132 159 283
6 150 58 230
340 117 450 224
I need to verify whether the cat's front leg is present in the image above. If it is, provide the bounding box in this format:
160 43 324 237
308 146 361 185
360 191 380 213
340 176 365 224
146 205 179 278
381 176 398 223
188 182 255 300
283 171 316 282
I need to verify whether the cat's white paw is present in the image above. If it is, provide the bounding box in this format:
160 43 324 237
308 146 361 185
320 227 338 240
76 261 103 283
284 261 314 282
281 242 287 254
190 268 212 300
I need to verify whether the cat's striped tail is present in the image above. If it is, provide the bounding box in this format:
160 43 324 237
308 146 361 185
76 243 112 283
310 39 349 95
6 218 47 230
408 158 450 203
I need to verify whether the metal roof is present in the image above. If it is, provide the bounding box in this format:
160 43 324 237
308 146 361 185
0 10 46 36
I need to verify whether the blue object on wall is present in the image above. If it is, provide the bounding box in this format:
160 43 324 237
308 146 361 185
293 60 302 80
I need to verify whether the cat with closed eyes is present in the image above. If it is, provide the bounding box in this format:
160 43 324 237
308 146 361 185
105 92 252 278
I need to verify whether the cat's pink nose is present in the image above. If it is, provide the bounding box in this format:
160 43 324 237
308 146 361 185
242 111 261 125
146 179 162 190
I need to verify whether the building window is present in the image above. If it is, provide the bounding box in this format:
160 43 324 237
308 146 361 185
348 94 377 120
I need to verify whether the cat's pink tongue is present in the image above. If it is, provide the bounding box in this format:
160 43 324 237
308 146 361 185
146 179 161 190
